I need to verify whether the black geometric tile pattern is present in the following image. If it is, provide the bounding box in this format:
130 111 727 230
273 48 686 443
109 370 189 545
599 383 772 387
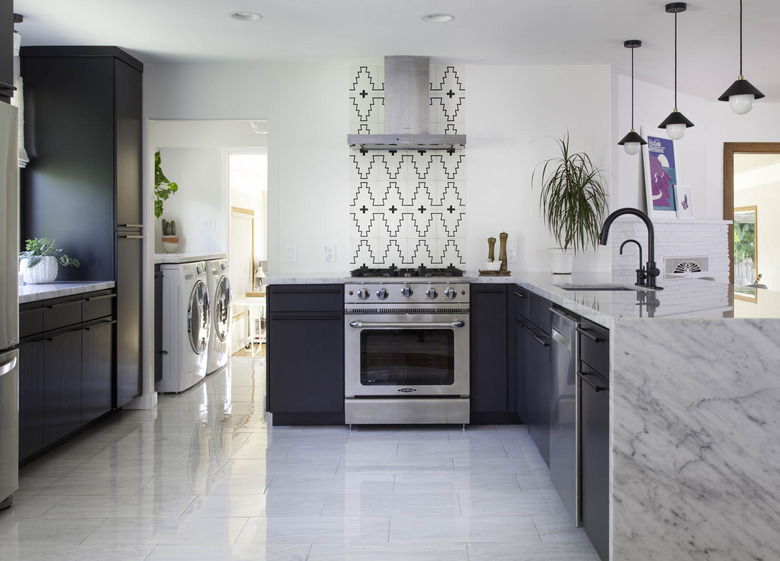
349 64 466 266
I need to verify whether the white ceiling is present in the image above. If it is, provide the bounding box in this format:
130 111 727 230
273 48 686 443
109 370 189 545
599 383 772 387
13 0 780 101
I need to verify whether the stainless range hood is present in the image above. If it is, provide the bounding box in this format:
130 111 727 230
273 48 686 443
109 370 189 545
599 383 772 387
348 56 466 152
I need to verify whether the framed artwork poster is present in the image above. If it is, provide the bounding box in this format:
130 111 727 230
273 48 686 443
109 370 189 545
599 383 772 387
641 127 679 218
675 185 694 218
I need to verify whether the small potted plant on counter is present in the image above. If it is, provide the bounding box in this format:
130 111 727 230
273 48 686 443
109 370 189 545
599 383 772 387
19 238 81 284
532 132 608 274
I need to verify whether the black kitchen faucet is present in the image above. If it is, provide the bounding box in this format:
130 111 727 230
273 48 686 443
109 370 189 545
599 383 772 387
599 207 663 290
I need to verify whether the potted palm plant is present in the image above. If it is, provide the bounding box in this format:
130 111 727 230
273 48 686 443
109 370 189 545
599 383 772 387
532 132 609 274
155 151 180 252
19 238 80 284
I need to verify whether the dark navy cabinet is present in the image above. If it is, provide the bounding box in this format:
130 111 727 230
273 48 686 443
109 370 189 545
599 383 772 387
578 318 610 561
0 0 12 103
267 285 345 426
470 284 520 424
18 289 116 464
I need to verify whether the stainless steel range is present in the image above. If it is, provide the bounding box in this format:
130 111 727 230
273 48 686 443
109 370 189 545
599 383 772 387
344 265 470 426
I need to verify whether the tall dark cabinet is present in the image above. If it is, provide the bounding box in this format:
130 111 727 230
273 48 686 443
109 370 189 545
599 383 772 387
20 47 143 408
0 0 13 103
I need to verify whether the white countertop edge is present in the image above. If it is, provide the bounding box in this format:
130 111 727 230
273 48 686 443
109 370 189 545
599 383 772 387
154 252 227 264
19 281 116 304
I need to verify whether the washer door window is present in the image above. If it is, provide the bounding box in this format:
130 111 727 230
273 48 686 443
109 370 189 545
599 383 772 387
188 280 211 354
213 276 232 342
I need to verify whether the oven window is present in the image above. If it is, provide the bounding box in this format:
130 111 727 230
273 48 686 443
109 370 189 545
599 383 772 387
360 329 455 386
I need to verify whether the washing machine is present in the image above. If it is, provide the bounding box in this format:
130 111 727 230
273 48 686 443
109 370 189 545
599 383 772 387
156 261 211 393
206 258 232 374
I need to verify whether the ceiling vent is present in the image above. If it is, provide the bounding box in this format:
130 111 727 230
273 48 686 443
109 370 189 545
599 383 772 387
347 56 466 152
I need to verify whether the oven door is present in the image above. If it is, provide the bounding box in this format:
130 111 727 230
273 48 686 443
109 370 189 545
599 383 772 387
345 312 469 398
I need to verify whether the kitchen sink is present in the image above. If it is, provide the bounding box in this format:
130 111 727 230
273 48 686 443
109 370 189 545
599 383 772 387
556 283 634 291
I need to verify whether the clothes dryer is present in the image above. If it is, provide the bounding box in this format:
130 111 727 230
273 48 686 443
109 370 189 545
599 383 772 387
156 261 211 393
206 259 231 374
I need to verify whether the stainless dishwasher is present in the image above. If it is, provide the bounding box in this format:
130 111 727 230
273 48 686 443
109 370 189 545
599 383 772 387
549 307 580 526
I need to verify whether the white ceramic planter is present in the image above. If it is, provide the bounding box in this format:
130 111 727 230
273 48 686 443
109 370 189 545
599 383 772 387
21 255 59 284
549 248 574 275
161 236 179 253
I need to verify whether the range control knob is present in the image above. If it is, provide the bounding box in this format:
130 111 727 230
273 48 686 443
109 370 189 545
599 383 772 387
376 288 389 300
357 288 370 300
426 287 439 300
401 285 414 298
444 288 457 300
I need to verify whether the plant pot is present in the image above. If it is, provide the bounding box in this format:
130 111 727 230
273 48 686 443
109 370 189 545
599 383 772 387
21 256 59 284
161 235 179 253
549 248 574 275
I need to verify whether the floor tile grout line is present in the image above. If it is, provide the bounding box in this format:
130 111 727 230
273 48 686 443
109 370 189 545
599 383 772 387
142 544 158 561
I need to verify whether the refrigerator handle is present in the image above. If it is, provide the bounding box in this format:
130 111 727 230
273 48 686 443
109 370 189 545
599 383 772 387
0 356 17 377
118 234 144 239
118 224 144 228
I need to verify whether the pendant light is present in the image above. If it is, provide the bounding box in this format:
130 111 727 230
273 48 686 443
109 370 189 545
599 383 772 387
658 2 694 140
718 0 764 114
618 40 646 156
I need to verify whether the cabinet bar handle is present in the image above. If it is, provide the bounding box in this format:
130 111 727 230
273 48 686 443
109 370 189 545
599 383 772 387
86 293 117 302
522 324 549 347
118 224 143 228
577 370 609 392
46 328 82 341
513 291 526 298
85 319 117 331
118 234 143 239
44 301 79 310
576 326 604 343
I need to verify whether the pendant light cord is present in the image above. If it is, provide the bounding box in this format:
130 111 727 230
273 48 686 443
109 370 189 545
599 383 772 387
631 46 635 128
674 10 678 109
739 0 743 76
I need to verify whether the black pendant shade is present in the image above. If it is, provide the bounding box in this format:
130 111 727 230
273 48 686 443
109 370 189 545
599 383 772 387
618 130 647 147
659 109 695 128
718 77 765 101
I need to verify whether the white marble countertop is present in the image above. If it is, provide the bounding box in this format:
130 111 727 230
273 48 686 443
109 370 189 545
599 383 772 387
154 252 227 264
265 271 780 326
19 281 116 304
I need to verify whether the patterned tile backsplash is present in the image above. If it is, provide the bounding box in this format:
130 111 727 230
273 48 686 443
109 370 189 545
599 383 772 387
349 64 466 267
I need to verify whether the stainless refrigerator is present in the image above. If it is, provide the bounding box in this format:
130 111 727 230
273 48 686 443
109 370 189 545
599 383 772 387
0 101 19 509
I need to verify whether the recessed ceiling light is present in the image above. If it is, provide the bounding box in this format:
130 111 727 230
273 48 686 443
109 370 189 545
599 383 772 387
422 13 455 23
230 11 262 22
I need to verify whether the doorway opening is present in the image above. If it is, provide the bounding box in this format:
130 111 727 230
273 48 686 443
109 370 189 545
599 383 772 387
723 143 780 291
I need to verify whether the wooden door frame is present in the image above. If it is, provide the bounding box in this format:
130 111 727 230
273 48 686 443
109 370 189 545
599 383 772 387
723 142 780 284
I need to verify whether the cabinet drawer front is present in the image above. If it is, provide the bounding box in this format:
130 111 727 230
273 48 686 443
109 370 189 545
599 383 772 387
268 285 343 313
82 291 116 322
43 298 82 332
20 306 44 338
529 294 552 335
578 319 610 378
513 287 530 320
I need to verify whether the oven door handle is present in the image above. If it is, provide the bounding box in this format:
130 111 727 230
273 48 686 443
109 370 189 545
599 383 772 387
349 320 465 329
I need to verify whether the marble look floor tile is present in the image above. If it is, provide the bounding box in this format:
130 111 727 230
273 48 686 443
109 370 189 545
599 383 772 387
82 516 249 545
458 491 565 516
393 473 522 495
396 441 508 460
532 513 594 545
235 516 390 544
321 493 460 517
0 517 107 545
285 442 398 460
346 427 451 443
338 457 455 475
146 543 311 561
0 544 154 561
40 493 197 518
307 542 468 561
140 474 273 496
220 458 341 476
388 515 541 543
452 457 539 474
0 495 65 519
183 493 327 518
31 475 154 497
467 542 599 561
265 474 396 495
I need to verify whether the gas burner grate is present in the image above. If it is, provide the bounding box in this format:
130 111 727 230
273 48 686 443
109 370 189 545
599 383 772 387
350 263 465 278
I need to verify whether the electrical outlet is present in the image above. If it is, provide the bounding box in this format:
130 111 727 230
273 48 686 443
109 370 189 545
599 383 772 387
285 243 298 263
508 248 518 263
203 218 216 232
324 245 336 263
